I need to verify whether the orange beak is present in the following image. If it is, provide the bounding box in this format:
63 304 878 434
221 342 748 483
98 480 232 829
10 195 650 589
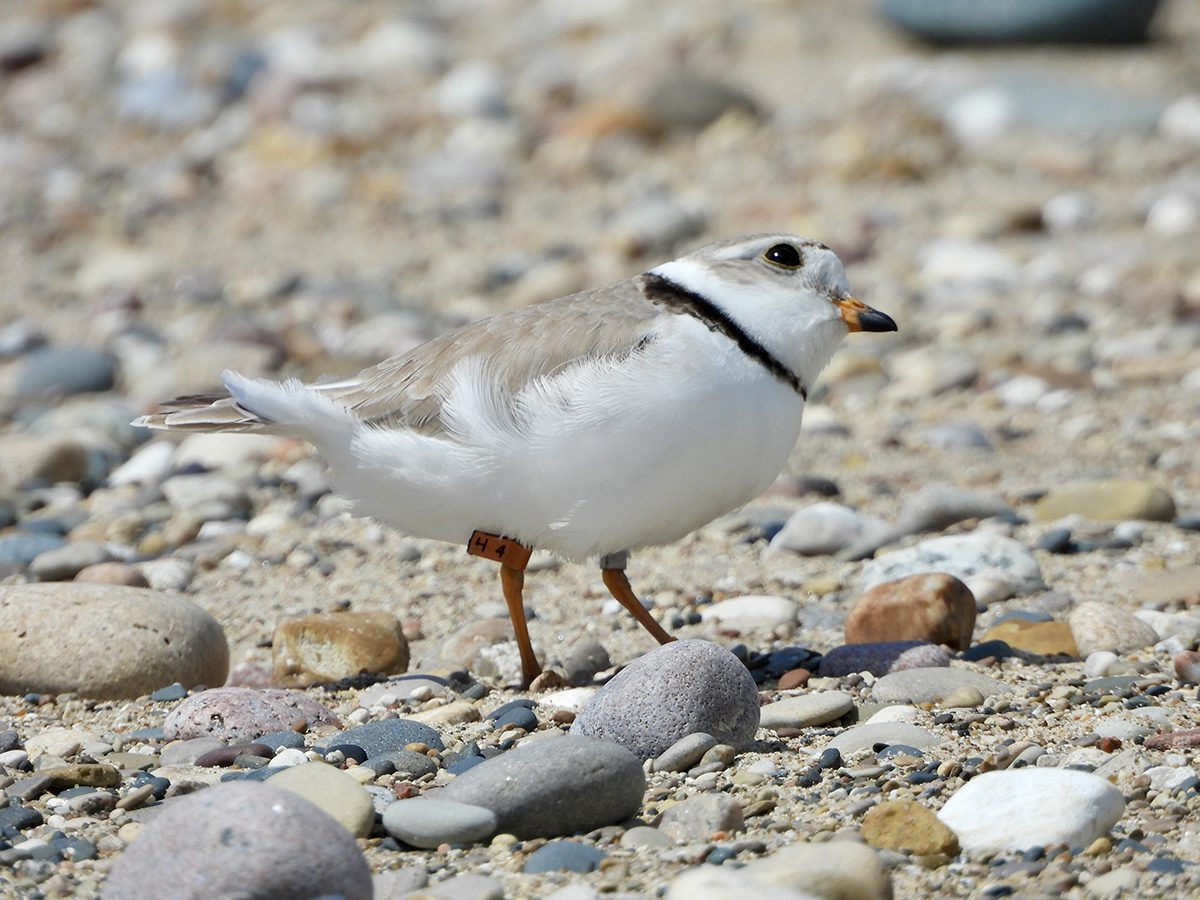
837 297 897 333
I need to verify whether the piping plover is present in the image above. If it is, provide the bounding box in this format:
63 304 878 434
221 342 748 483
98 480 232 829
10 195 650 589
136 234 896 686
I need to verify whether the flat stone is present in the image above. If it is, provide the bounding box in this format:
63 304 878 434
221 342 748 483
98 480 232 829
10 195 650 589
860 533 1043 599
570 640 760 760
893 484 1012 536
759 692 854 730
421 873 505 900
652 733 718 773
523 840 607 874
160 736 225 767
938 768 1125 853
102 782 372 899
982 619 1078 656
39 764 121 789
700 595 798 631
862 799 960 855
1084 868 1142 900
744 839 892 900
666 866 820 900
1034 480 1176 523
382 797 498 849
272 610 409 687
768 502 891 556
29 541 115 581
268 762 375 838
0 583 228 700
845 573 976 650
407 701 482 726
438 734 644 838
872 667 1011 704
0 532 66 573
826 722 944 756
14 346 117 396
164 688 338 743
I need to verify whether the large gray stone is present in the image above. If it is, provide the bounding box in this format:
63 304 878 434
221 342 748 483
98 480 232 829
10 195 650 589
382 797 499 849
0 584 228 700
571 640 759 760
438 734 644 838
102 782 371 900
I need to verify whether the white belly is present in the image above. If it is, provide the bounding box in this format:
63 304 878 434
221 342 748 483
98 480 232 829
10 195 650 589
338 323 806 560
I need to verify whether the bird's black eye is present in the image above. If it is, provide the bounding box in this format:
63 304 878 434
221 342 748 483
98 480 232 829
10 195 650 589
764 243 803 269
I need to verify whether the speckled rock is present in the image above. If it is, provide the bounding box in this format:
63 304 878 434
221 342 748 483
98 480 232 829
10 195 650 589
0 583 228 700
818 641 951 677
659 793 744 843
438 734 644 838
1069 601 1161 656
272 610 409 687
164 687 338 743
102 782 371 899
571 640 759 760
937 769 1125 853
845 573 976 650
1034 479 1176 522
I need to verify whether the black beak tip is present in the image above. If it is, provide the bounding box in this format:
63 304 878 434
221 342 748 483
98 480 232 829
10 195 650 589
861 308 898 333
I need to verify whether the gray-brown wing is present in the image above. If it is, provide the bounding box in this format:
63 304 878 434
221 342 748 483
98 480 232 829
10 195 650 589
314 276 664 433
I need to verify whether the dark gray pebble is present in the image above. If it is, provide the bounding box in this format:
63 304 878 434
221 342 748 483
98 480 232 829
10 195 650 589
316 719 444 756
256 731 306 751
0 806 43 831
151 683 189 702
15 346 117 396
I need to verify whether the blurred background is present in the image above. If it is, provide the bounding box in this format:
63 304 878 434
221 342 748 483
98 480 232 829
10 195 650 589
0 0 1198 505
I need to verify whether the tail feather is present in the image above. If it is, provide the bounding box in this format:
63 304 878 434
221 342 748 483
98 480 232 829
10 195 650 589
132 370 356 441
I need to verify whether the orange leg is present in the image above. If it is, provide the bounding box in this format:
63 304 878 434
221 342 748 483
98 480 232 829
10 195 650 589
602 567 676 645
501 564 542 688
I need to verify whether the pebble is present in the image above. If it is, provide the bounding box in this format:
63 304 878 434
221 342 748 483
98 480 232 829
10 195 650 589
272 610 409 687
916 421 993 451
522 840 607 874
1033 480 1176 522
0 583 228 700
315 718 445 755
652 732 718 773
818 641 950 677
267 761 375 838
621 825 672 849
699 595 797 631
382 797 498 849
937 769 1125 854
0 532 67 572
1174 651 1200 683
845 573 976 650
659 793 744 843
862 799 960 856
560 637 611 686
102 782 372 899
665 866 818 900
74 562 149 587
826 722 943 756
1069 601 1161 656
438 735 644 838
29 540 116 581
160 736 225 767
14 346 117 396
859 533 1043 599
164 688 338 743
759 693 854 730
892 484 1013 537
882 0 1161 43
767 502 891 556
420 873 505 900
643 72 762 132
1084 651 1123 678
873 667 1010 704
571 640 760 760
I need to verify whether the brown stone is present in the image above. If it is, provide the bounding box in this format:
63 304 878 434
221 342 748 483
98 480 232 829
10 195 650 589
272 610 408 687
1174 651 1200 684
0 435 89 488
861 799 960 856
982 619 1078 657
528 669 570 692
1033 480 1176 523
845 573 976 650
74 562 149 587
778 668 811 690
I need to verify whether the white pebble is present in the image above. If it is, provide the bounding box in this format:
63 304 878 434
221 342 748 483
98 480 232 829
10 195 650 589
268 747 308 768
1084 651 1120 678
1147 193 1199 236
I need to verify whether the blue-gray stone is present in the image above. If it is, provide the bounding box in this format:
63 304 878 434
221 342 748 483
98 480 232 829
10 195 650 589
50 836 96 861
363 750 436 780
486 699 537 720
0 806 43 831
439 735 644 839
315 719 443 755
382 797 498 849
570 639 759 761
492 707 538 731
0 532 66 569
0 730 18 753
150 683 188 702
523 840 606 874
15 346 117 396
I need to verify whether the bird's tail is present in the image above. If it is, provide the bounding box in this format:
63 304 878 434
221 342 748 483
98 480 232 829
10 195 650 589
132 370 355 441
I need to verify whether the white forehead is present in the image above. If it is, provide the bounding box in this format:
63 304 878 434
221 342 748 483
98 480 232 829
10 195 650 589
703 235 851 294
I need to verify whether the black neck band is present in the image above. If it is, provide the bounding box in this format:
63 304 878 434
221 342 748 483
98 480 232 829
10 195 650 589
642 273 807 400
